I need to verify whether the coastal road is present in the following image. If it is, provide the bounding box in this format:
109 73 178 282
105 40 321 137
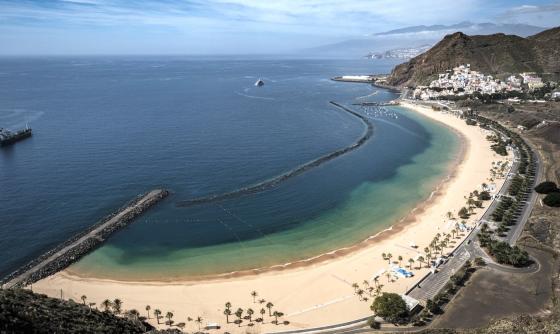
2 189 167 289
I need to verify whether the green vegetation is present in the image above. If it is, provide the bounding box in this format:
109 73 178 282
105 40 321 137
465 118 477 126
0 289 149 333
535 181 559 194
478 234 531 267
370 293 409 324
543 192 560 207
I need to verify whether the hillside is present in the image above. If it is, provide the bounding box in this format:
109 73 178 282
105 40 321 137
0 289 151 333
387 27 560 87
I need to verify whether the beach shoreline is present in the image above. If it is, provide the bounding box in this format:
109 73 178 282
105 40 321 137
33 101 510 333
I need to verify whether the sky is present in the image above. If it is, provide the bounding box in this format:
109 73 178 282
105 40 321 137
0 0 559 55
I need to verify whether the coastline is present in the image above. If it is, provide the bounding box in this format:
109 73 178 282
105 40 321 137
33 101 510 333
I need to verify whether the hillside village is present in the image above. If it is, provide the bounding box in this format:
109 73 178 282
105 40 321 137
412 64 557 101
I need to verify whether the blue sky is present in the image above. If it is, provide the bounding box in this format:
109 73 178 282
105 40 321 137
0 0 559 55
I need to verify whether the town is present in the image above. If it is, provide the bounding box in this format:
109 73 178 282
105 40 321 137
412 64 559 101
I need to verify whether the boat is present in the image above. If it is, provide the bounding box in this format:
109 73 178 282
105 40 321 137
255 78 264 87
0 124 33 147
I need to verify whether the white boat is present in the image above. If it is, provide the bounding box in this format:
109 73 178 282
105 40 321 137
255 78 264 87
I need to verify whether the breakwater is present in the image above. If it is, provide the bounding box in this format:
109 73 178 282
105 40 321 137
1 189 169 288
176 102 373 207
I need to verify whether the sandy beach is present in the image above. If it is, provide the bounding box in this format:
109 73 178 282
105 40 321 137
33 102 511 333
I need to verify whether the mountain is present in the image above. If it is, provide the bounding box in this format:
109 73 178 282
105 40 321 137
303 22 547 58
387 26 560 87
366 45 432 60
373 21 545 37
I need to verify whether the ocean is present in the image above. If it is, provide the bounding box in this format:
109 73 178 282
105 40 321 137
0 57 459 279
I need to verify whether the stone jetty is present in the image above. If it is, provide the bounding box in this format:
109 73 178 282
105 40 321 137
1 189 169 288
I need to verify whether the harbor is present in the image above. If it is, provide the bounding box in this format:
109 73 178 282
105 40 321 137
1 189 169 289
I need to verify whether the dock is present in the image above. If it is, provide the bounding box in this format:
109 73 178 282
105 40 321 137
331 75 375 83
1 189 169 288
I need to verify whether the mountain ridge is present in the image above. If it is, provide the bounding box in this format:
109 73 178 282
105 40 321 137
387 26 560 87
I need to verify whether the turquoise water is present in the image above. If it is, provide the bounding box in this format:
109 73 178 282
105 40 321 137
0 58 459 280
73 106 459 280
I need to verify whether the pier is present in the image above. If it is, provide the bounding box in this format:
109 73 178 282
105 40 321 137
1 189 169 288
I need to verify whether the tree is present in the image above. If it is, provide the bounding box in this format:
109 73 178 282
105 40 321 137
260 308 266 323
417 256 425 269
385 271 392 283
272 311 284 324
195 316 203 331
112 299 122 315
165 312 174 327
535 181 558 194
145 305 150 319
251 291 258 303
235 308 244 322
543 192 560 207
154 309 162 324
80 295 87 305
247 308 254 322
351 282 359 292
387 253 393 264
398 255 403 266
370 293 409 324
458 207 469 219
101 299 112 313
408 258 414 269
258 298 266 305
224 308 232 323
266 302 274 316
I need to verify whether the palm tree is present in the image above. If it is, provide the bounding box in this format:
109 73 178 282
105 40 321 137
398 255 403 267
113 299 122 315
417 255 425 269
145 305 151 319
224 308 232 323
374 285 383 297
273 311 284 324
88 302 96 310
165 311 174 327
258 298 266 305
101 299 112 312
225 301 232 310
362 280 369 287
129 309 139 320
195 316 203 331
373 276 379 287
260 308 266 322
351 282 359 292
154 309 162 324
408 258 414 269
356 289 364 301
385 271 392 283
235 308 244 326
80 295 87 305
247 308 254 322
387 253 393 264
446 211 453 220
451 229 457 239
266 302 274 316
251 291 258 303
381 252 387 261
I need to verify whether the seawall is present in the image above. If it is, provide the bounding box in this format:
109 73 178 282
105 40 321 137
1 189 169 288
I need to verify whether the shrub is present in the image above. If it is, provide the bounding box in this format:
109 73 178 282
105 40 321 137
366 317 381 329
543 192 560 207
535 181 559 194
478 191 491 201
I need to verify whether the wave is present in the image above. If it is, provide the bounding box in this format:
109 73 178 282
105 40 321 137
234 91 276 101
176 102 373 207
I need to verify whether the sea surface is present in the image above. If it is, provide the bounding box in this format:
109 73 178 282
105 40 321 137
0 57 459 280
